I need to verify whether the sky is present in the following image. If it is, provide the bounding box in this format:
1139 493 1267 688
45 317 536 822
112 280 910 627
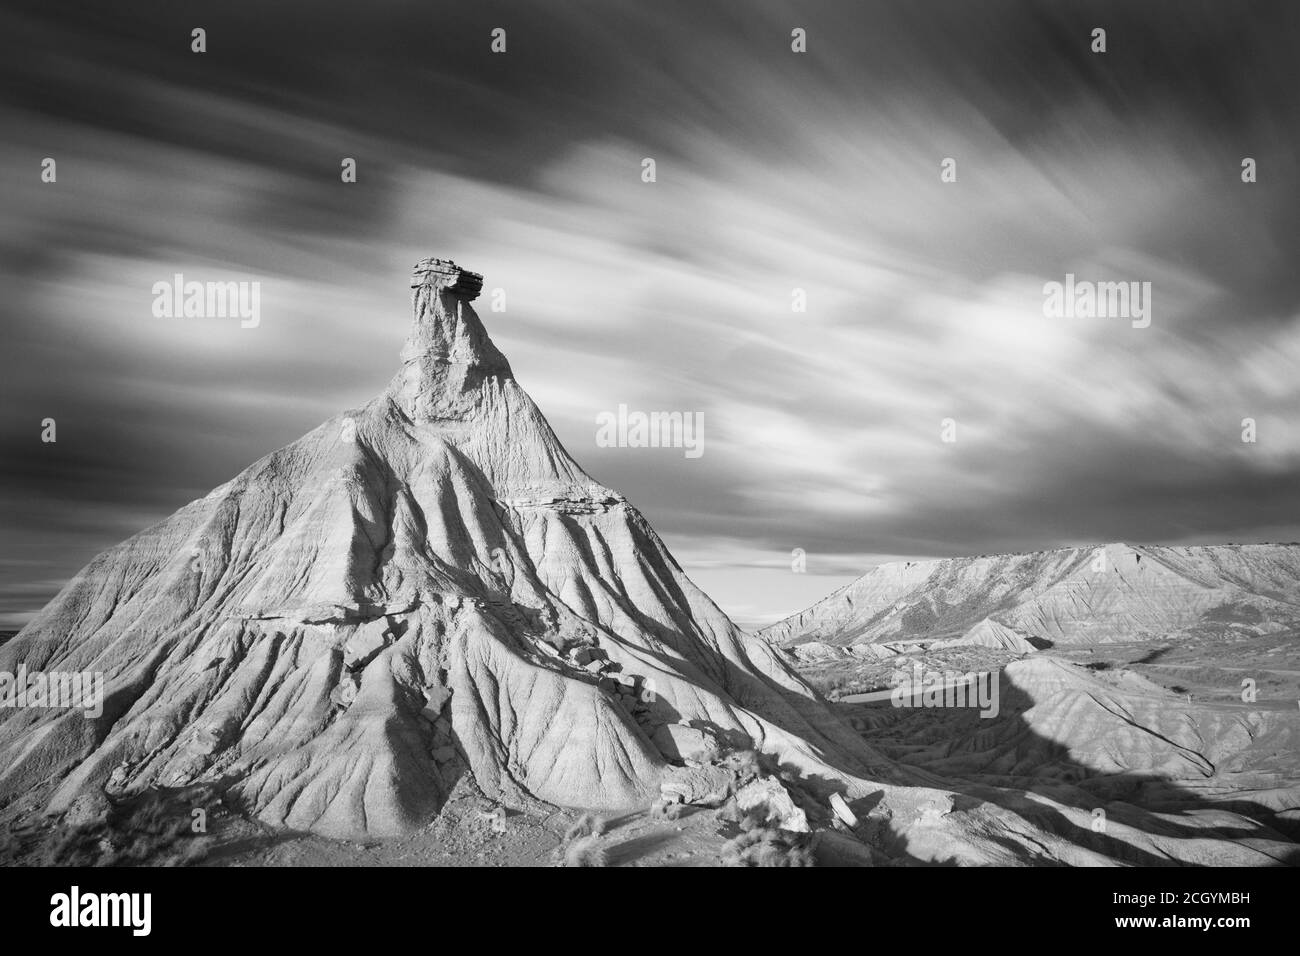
2 0 1299 630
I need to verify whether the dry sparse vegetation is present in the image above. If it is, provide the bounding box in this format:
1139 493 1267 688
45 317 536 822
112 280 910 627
562 812 606 842
720 805 815 867
562 834 608 867
40 785 218 867
650 798 688 822
553 812 609 866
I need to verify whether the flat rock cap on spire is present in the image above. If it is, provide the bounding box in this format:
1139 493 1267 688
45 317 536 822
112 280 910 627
411 257 484 300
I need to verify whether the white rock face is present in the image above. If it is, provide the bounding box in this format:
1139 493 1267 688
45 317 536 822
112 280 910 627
0 259 874 838
761 542 1300 648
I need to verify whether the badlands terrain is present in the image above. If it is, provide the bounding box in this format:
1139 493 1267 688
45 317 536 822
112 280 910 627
1 263 1296 867
765 544 1300 861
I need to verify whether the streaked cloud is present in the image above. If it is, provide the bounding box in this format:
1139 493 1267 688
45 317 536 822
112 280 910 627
2 0 1299 628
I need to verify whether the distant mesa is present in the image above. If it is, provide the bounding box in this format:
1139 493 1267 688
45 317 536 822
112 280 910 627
762 541 1300 649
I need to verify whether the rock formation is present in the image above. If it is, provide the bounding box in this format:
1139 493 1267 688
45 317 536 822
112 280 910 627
0 259 872 838
761 542 1300 648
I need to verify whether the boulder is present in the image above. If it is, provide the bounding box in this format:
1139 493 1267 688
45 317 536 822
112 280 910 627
829 791 859 828
343 619 390 670
736 777 810 832
660 765 733 806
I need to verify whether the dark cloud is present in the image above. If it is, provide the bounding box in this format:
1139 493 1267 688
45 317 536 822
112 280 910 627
2 0 1299 626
